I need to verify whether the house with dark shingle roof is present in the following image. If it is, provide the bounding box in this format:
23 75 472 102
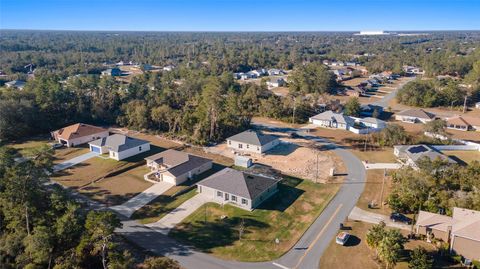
395 109 436 124
226 130 280 154
51 123 109 147
197 168 280 210
144 149 212 185
88 134 150 160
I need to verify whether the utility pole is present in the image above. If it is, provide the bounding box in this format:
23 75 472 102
315 151 319 183
463 95 467 113
292 96 297 124
380 169 386 208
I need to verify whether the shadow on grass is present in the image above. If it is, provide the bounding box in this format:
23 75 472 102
255 176 304 212
171 215 270 252
344 235 361 247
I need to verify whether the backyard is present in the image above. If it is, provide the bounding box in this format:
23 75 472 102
170 176 340 261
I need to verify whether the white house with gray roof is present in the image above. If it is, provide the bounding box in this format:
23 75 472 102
309 111 355 130
226 130 280 154
197 168 280 211
394 144 457 169
144 149 212 185
88 134 150 161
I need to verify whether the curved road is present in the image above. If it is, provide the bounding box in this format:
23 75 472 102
117 128 366 269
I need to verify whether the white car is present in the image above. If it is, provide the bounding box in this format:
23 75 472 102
336 232 350 245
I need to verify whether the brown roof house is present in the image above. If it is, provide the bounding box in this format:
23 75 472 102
446 116 480 132
144 149 212 185
196 168 280 211
51 123 109 147
416 207 480 261
226 130 280 154
395 109 436 124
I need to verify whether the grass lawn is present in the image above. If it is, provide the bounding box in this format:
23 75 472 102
79 166 153 206
53 146 90 164
319 220 460 269
6 138 49 155
352 148 397 163
357 170 393 216
170 177 340 262
132 188 198 224
445 150 480 165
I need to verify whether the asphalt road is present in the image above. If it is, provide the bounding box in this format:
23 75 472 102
117 124 367 269
371 76 416 108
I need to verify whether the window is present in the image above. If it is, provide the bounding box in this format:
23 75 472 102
217 191 223 197
246 144 249 149
231 195 237 202
241 198 248 205
257 147 260 151
139 146 142 151
238 144 243 149
112 152 116 157
228 140 231 145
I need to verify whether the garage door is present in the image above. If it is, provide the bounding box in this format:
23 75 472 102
90 146 101 153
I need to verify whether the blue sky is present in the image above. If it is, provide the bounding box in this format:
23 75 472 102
1 0 479 31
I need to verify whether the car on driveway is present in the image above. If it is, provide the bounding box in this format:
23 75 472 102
336 232 350 245
390 212 412 224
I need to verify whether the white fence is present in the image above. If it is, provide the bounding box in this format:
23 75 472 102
424 132 480 151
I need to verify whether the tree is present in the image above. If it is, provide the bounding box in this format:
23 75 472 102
372 124 410 147
76 211 122 269
289 62 336 94
141 257 181 269
344 97 361 117
377 229 405 269
366 221 386 257
424 119 448 138
409 247 433 269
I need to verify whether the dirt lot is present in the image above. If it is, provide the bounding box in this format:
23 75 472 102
207 136 342 183
318 220 455 269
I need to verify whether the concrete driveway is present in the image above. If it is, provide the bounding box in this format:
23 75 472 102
53 151 99 172
348 206 411 231
110 182 172 218
147 193 210 235
364 162 402 170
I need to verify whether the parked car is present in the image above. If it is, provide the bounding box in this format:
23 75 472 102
50 143 64 149
390 213 412 224
336 232 350 245
288 131 300 138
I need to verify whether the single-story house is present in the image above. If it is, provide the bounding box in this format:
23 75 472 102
5 80 26 90
51 123 109 147
226 130 280 154
196 168 280 211
144 149 212 185
267 69 285 76
346 86 366 97
163 65 175 71
309 110 355 130
395 109 436 124
357 117 386 129
88 134 150 161
266 77 286 88
394 144 457 169
446 116 480 132
101 68 122 77
416 207 480 261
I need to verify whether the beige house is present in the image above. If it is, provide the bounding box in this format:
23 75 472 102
226 130 280 154
52 123 109 147
395 109 436 124
145 149 212 185
446 116 480 132
416 207 480 261
197 168 280 211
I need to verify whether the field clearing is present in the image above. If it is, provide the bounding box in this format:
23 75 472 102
79 165 153 206
170 176 340 261
445 150 480 164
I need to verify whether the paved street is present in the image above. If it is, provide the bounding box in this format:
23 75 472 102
52 151 99 172
117 123 367 269
371 76 416 108
110 181 172 218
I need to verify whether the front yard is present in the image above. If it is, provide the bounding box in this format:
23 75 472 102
169 177 340 262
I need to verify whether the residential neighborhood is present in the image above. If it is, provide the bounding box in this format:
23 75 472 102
1 3 480 269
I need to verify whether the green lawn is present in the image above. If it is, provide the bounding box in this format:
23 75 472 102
169 177 340 262
132 188 198 223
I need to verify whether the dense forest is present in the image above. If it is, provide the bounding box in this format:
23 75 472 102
1 31 480 144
